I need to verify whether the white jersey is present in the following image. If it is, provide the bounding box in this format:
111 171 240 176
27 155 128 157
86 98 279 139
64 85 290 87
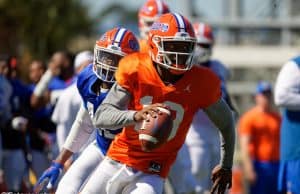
51 83 94 151
186 109 220 146
274 59 300 110
184 60 230 193
203 60 230 82
186 60 229 146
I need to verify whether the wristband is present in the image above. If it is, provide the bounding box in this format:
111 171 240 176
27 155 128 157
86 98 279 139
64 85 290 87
51 161 64 170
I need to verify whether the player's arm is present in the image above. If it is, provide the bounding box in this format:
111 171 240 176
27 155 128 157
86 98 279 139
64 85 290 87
221 83 239 116
31 61 61 109
203 98 235 193
274 61 300 110
239 134 256 184
204 98 235 169
30 69 52 108
237 113 256 184
62 104 94 154
35 104 94 191
92 83 165 129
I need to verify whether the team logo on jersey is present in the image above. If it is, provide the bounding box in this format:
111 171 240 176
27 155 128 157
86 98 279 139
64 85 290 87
151 22 169 32
87 101 94 118
184 84 191 93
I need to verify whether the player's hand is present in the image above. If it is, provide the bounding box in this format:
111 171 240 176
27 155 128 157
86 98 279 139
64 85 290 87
134 103 167 122
48 61 61 76
210 165 232 194
34 161 63 192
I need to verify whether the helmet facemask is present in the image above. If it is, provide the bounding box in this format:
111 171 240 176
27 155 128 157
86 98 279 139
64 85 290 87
194 43 212 64
93 45 124 83
151 32 196 73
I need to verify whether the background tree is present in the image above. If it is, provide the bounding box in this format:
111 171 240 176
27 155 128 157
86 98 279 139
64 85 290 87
0 0 94 59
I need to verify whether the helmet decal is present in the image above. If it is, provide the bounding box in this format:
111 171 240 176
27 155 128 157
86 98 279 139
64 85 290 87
112 28 127 47
172 13 186 32
151 22 169 32
100 34 107 42
129 39 139 51
155 0 163 14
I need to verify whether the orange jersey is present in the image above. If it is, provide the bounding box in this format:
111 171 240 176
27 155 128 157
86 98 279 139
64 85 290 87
138 39 150 53
107 53 221 178
238 107 281 161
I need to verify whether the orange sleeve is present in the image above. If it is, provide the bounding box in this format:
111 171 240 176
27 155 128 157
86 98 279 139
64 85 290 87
115 54 139 93
198 68 222 108
238 112 253 136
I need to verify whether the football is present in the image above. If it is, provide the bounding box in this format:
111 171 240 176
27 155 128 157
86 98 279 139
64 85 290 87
136 107 173 152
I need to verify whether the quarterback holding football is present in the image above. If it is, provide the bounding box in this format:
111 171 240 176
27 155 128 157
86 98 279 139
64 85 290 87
79 12 235 194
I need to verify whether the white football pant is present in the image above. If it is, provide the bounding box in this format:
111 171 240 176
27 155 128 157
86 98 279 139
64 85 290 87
169 143 200 194
185 109 221 193
187 143 220 193
80 157 164 194
56 141 104 194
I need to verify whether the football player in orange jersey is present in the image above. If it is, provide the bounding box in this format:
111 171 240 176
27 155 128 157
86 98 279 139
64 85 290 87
138 0 169 53
80 13 235 194
139 1 200 193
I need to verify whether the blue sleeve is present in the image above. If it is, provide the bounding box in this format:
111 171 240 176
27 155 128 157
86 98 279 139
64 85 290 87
76 64 107 113
77 64 93 99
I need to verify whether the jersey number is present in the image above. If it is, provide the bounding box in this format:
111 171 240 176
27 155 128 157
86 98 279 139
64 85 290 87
140 96 184 140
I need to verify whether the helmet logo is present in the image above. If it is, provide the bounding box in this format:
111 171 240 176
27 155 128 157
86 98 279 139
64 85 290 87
110 45 119 51
151 22 169 32
100 34 107 41
129 39 139 51
141 5 154 13
179 32 188 37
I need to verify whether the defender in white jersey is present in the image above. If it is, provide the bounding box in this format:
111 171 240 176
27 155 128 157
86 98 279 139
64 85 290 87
184 22 236 193
34 28 139 194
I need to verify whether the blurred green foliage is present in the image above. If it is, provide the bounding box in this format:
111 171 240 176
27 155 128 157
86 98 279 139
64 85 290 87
0 0 94 59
